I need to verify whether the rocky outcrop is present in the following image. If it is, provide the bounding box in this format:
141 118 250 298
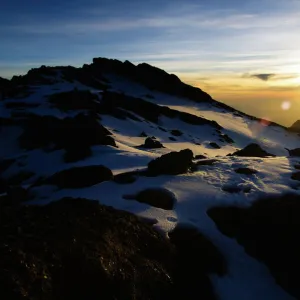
148 149 194 175
208 193 300 299
45 165 113 188
288 120 300 133
228 143 275 157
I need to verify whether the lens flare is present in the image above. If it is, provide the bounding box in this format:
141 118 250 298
281 101 291 110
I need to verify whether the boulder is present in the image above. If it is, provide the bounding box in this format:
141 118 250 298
170 129 183 136
45 165 113 188
148 149 194 175
209 142 221 149
228 143 275 157
141 137 164 149
124 188 176 210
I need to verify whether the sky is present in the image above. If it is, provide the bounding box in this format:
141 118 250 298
0 0 300 126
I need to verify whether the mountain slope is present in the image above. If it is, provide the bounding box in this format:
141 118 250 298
1 58 300 300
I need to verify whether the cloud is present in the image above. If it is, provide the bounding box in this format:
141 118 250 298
243 73 299 82
250 73 276 81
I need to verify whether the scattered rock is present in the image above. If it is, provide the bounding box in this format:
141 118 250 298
193 154 207 160
208 193 300 299
114 171 138 184
148 149 194 175
45 165 113 188
169 137 177 141
209 142 221 149
228 143 275 157
170 129 183 136
139 131 148 137
141 137 164 149
124 188 176 210
222 185 251 193
220 134 234 144
234 167 258 175
196 159 217 166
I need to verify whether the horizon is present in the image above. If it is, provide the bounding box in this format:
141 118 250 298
1 0 299 126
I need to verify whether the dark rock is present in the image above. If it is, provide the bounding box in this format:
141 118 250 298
294 165 300 170
0 197 177 300
220 134 234 144
19 113 116 150
141 137 164 149
208 193 300 299
170 129 183 136
139 131 148 137
114 171 138 184
196 159 217 166
228 143 275 157
209 142 221 149
234 167 258 175
222 185 251 193
124 188 176 210
0 159 15 173
45 165 113 188
7 186 30 203
285 148 300 156
169 224 226 300
6 171 35 185
48 89 100 111
288 120 300 133
193 154 207 160
0 178 9 194
169 137 177 141
148 149 194 175
158 126 167 132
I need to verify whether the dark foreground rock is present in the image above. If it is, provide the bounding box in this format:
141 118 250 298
124 188 176 210
148 149 194 175
208 193 300 299
0 198 175 300
169 224 227 300
228 143 275 157
286 147 300 157
45 165 113 188
0 198 224 300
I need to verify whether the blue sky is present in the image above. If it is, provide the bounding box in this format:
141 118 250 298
1 0 299 125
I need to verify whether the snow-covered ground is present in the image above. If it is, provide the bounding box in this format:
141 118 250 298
1 69 300 300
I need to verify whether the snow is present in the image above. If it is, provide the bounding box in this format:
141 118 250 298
1 69 300 300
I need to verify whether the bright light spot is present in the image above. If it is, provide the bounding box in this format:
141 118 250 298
281 101 291 110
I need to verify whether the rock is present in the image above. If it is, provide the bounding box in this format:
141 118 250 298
0 159 15 173
288 120 300 133
208 193 300 299
139 131 148 137
7 186 30 203
222 185 251 193
285 148 300 156
220 134 234 144
148 149 194 175
170 129 183 136
234 167 258 175
193 154 207 160
158 126 167 132
228 143 275 157
209 142 221 149
124 188 176 210
169 137 177 141
0 197 177 300
113 171 138 184
45 165 113 188
168 224 226 299
196 159 217 166
294 164 300 170
141 137 164 149
6 171 35 185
